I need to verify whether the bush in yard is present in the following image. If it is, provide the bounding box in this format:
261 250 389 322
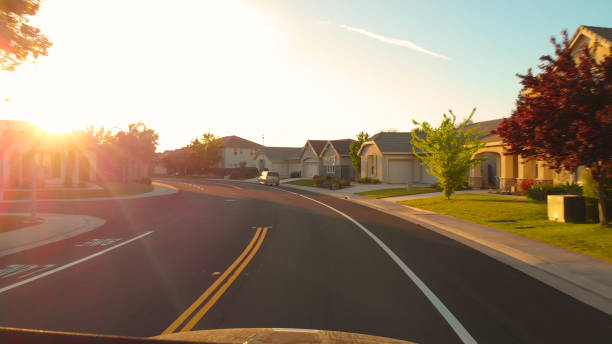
526 183 582 201
371 178 380 184
229 170 241 179
290 171 301 178
519 179 537 194
313 175 326 186
357 177 373 184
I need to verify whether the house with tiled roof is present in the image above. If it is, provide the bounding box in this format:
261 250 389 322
467 25 611 191
217 135 264 168
358 132 438 184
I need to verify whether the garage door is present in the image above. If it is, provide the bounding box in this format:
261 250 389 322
303 162 319 178
388 160 411 183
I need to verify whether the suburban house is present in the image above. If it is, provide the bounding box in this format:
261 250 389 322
254 147 301 178
358 131 438 184
469 25 611 192
469 119 586 192
218 135 264 168
0 120 98 188
300 140 327 178
319 139 358 179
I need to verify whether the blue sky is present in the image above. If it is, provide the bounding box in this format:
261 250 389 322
1 0 610 151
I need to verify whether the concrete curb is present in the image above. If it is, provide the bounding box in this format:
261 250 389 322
0 182 178 203
280 182 612 316
0 213 106 257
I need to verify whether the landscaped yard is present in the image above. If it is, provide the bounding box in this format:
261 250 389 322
3 182 154 200
0 215 43 234
399 194 612 262
357 187 437 199
285 179 316 187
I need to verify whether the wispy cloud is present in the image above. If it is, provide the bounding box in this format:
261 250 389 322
337 23 450 60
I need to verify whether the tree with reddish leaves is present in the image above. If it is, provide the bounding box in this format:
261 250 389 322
1 0 51 70
495 30 611 226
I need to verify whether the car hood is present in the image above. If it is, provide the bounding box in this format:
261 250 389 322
154 328 416 344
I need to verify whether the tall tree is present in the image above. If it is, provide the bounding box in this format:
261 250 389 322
349 132 369 172
1 0 51 70
495 31 611 225
114 122 159 182
350 131 370 172
184 133 221 174
411 108 486 199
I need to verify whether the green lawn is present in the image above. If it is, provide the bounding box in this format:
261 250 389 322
0 215 43 234
399 194 612 262
3 182 154 200
285 179 316 187
356 187 437 199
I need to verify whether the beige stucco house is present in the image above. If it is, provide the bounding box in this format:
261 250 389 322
319 139 357 179
218 135 264 168
255 147 301 178
0 120 97 189
358 132 438 184
470 25 611 192
569 25 611 63
300 140 327 178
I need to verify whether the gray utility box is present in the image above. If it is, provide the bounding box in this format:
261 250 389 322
547 195 585 223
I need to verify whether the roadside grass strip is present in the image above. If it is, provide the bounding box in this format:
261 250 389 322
163 226 268 334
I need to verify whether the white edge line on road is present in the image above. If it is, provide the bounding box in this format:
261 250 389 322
276 187 478 344
0 231 154 295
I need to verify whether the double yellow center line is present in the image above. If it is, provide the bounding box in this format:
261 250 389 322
162 226 269 334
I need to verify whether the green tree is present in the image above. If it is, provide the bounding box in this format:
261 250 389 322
349 132 369 172
1 0 51 70
411 108 486 199
185 133 221 174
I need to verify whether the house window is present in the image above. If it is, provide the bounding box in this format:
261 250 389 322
233 148 238 155
327 156 336 174
239 149 243 155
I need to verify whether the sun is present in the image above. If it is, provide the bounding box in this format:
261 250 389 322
35 118 78 133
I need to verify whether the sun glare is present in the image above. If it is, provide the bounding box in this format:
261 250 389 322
35 119 76 133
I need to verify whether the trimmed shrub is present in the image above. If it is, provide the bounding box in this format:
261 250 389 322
371 178 380 184
357 177 373 184
526 183 582 201
519 179 537 194
313 175 326 186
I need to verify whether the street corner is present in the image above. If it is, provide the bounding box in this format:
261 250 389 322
0 213 106 258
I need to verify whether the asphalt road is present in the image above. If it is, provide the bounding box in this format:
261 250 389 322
0 179 611 343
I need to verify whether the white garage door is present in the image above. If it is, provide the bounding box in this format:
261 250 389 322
388 160 411 183
303 162 319 178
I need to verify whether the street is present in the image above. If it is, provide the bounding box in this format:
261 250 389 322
0 179 611 343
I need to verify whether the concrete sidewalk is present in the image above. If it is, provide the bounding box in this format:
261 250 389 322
0 213 106 257
281 182 612 316
0 182 178 203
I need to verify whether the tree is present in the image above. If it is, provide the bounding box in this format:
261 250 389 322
114 122 159 182
495 31 611 225
411 108 486 199
184 133 221 174
1 0 51 70
349 132 369 172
